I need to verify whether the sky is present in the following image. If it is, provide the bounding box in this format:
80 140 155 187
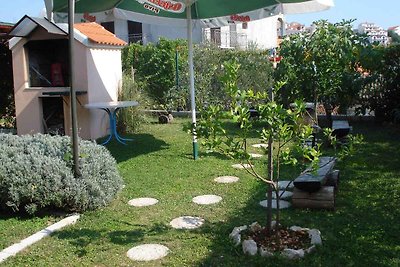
0 0 399 29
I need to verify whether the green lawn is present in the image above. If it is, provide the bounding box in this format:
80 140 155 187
1 118 399 266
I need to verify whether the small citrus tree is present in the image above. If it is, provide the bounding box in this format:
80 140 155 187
197 61 320 233
196 61 362 245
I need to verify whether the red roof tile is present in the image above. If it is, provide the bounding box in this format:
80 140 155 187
74 22 126 46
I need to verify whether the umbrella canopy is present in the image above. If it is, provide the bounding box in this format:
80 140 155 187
44 0 333 167
46 0 333 27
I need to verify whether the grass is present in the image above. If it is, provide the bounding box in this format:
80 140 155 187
1 118 399 266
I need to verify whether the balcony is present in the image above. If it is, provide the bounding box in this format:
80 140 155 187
202 28 248 49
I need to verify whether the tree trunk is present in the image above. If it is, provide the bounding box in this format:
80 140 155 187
275 190 281 247
324 103 333 129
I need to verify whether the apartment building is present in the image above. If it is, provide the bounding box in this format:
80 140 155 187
358 22 389 46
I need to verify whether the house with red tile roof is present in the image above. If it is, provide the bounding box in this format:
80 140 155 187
52 12 284 50
8 16 127 140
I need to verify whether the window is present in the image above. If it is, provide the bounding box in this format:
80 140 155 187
210 27 221 46
26 39 69 87
101 21 115 33
127 21 143 43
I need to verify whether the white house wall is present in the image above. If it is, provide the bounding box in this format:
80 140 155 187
114 19 130 43
142 23 202 44
239 15 280 49
86 48 122 140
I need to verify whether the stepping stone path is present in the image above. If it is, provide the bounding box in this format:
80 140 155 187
192 195 222 205
214 176 239 183
232 163 253 169
259 199 291 209
128 197 159 207
127 244 169 261
170 216 204 229
252 143 268 149
267 190 293 199
250 153 263 158
278 180 294 190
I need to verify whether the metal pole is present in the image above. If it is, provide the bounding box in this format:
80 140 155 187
68 0 80 177
267 86 274 232
186 1 198 160
175 48 179 89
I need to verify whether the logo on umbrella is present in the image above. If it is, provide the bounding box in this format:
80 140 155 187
137 0 186 13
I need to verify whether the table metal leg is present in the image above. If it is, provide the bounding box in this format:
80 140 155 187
99 108 134 145
100 108 114 145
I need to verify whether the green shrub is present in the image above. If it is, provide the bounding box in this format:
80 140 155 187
122 39 274 110
360 44 400 122
0 134 123 215
117 74 152 133
0 40 15 126
122 38 186 105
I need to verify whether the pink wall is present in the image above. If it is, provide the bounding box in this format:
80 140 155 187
11 27 124 141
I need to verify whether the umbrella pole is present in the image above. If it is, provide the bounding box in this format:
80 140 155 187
68 0 81 176
186 2 198 160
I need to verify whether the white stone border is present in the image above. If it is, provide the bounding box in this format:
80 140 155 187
0 214 80 263
229 222 321 259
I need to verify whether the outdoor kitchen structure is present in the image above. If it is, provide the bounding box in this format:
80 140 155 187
8 16 126 140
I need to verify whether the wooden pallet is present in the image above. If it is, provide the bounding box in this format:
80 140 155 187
292 186 335 210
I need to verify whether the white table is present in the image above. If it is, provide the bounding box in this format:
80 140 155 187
85 101 139 145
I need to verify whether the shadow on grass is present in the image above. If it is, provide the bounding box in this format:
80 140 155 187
104 133 169 163
193 122 400 267
52 222 170 257
0 208 67 221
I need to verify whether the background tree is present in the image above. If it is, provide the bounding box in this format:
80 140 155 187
0 38 15 128
388 29 400 44
122 40 273 110
359 44 400 122
276 20 369 127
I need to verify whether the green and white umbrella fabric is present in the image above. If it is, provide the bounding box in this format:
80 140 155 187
44 0 333 172
46 0 334 27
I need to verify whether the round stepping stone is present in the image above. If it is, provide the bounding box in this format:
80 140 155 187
127 244 169 261
192 195 222 205
170 216 204 229
252 143 268 149
266 190 293 199
128 198 158 207
259 199 291 209
250 153 263 158
232 163 253 169
214 176 239 183
278 180 294 190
